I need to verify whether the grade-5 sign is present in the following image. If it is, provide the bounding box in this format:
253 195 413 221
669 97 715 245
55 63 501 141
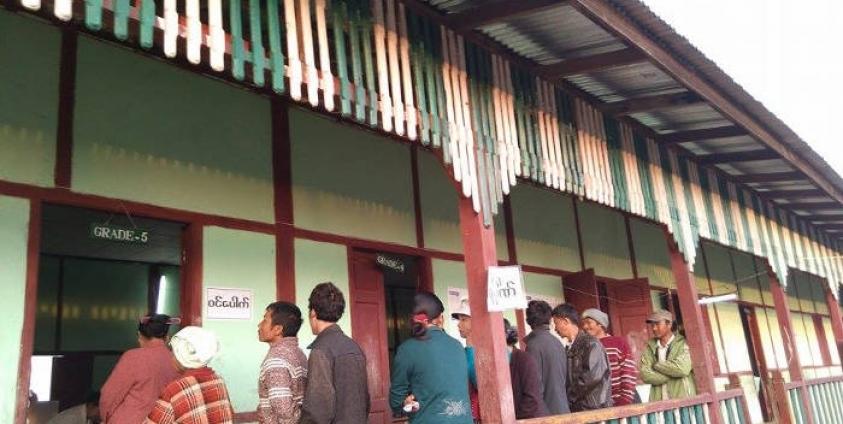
206 287 253 320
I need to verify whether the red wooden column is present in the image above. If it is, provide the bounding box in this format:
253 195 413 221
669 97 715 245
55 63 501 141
664 231 722 424
272 99 295 302
825 287 843 368
459 196 515 424
768 270 816 424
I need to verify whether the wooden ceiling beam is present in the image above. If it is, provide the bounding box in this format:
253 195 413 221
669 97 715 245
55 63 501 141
779 202 841 210
758 189 827 199
732 171 805 183
536 48 647 78
444 0 565 31
694 150 780 165
603 92 703 115
660 125 747 144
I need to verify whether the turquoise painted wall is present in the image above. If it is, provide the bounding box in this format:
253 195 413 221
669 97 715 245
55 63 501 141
524 272 564 304
579 202 633 280
291 108 417 246
510 184 579 271
72 36 273 222
417 150 508 260
293 238 352 349
202 227 277 413
0 11 59 187
0 196 31 422
629 218 673 289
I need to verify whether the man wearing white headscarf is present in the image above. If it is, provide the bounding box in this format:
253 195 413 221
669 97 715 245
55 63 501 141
145 326 234 424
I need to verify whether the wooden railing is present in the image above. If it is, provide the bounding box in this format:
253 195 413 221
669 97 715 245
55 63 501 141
517 389 747 424
782 375 843 424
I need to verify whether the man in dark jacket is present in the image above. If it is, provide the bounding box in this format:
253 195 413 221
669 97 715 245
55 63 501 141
300 282 370 424
523 300 570 415
504 319 548 419
551 303 612 412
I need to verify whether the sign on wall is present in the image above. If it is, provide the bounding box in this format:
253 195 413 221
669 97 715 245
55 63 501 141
90 223 150 244
487 266 527 312
206 287 253 320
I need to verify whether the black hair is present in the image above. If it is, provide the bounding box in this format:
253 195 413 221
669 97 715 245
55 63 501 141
525 300 552 327
266 301 304 337
503 318 518 346
138 314 173 339
410 291 444 339
551 303 580 325
308 282 346 323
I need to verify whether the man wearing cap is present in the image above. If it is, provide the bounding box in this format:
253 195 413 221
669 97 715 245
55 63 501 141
550 304 611 412
581 308 639 406
145 326 234 423
639 310 696 401
451 298 480 422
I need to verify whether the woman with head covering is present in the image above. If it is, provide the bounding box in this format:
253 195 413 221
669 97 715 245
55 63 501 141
503 319 548 419
145 326 234 424
100 314 181 423
389 292 472 424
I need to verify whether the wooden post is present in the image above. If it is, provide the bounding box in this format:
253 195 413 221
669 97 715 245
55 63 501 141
769 370 795 424
272 99 295 302
825 287 843 368
664 230 722 424
769 271 816 424
459 195 515 423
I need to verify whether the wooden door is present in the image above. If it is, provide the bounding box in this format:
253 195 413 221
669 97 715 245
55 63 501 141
349 251 391 424
603 278 652 364
562 268 598 312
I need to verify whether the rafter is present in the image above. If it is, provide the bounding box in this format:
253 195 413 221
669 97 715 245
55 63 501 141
732 171 805 183
694 150 779 165
779 202 841 210
660 125 746 144
803 213 843 221
536 48 647 78
603 92 703 115
443 0 564 31
759 189 827 199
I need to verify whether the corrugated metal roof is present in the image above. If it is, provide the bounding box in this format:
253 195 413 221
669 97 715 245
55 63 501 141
567 62 682 101
420 0 843 217
479 4 624 64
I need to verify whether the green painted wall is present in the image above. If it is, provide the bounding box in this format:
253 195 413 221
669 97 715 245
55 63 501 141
293 238 352 349
524 272 564 304
291 108 416 246
579 202 633 280
629 219 673 289
417 150 508 260
0 195 31 422
0 11 59 187
510 185 579 271
202 227 276 413
72 36 273 222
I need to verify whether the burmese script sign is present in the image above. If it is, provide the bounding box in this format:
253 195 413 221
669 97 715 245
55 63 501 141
206 287 253 320
487 265 527 312
90 223 150 244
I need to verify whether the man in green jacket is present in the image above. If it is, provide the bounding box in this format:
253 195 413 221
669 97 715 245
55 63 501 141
639 310 696 401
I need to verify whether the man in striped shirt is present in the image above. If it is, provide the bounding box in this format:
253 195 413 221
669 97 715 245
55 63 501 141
257 301 308 424
581 309 639 406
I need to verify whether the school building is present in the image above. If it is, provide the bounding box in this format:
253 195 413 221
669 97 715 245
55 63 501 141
2 1 843 423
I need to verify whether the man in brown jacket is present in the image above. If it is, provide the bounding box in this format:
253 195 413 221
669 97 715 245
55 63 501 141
300 282 370 424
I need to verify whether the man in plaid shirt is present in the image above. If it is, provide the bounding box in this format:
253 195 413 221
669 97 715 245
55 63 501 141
145 326 234 424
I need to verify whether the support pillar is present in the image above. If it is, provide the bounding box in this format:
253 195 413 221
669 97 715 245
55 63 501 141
459 196 515 424
825 287 843 367
769 271 816 424
664 231 722 424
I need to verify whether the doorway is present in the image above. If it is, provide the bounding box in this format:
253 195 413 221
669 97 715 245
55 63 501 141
349 250 427 424
28 204 185 421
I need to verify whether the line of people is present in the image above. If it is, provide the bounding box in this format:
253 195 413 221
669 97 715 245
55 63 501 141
94 282 696 423
97 282 369 424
